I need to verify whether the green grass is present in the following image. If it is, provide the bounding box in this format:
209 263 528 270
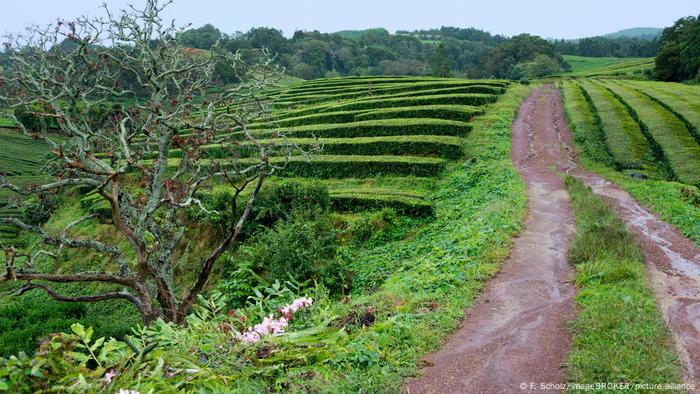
563 56 631 74
604 82 700 186
563 55 654 78
578 81 653 169
564 176 681 388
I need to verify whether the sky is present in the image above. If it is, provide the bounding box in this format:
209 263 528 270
1 0 697 39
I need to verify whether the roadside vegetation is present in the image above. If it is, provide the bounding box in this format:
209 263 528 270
564 176 681 386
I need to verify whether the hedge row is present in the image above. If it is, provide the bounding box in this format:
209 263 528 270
560 82 617 166
252 118 473 139
251 105 482 129
289 76 508 91
277 93 497 118
276 83 505 107
283 77 463 92
605 82 700 186
600 83 675 179
248 110 366 129
624 82 700 146
330 193 433 217
170 155 447 178
164 135 464 160
276 80 480 98
353 105 483 122
579 81 648 169
275 85 505 109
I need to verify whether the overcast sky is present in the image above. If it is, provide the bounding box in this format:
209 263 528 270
2 0 697 39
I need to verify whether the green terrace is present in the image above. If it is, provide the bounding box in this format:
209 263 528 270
14 76 509 221
0 130 53 242
248 105 484 128
161 76 508 217
562 79 700 187
577 81 653 170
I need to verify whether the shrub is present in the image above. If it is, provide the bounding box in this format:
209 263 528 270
20 193 59 226
278 93 497 118
353 105 483 122
253 181 330 226
233 210 349 294
192 180 330 229
347 208 398 242
330 193 433 216
262 155 447 178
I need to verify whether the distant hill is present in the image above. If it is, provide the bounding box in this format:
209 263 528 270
604 27 662 39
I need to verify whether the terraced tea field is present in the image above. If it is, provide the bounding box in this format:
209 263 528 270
561 79 700 187
563 55 654 78
0 130 51 242
178 76 508 216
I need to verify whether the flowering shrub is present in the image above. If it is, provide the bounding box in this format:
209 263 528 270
235 297 313 344
0 290 344 393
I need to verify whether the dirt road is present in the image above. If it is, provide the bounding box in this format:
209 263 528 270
406 85 577 393
407 83 700 392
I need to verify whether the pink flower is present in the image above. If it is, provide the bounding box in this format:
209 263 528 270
288 297 313 312
236 330 261 344
104 369 116 384
253 315 288 335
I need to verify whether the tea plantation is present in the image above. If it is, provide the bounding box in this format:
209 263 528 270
166 76 509 217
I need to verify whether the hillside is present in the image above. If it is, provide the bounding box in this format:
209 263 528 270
604 27 663 39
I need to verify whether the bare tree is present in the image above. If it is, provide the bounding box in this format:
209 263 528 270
0 0 286 324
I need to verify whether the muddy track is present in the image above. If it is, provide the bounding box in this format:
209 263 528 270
406 85 577 393
407 84 700 393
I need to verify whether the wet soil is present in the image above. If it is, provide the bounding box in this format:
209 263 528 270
406 85 577 394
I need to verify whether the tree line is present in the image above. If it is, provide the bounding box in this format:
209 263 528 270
177 25 570 80
654 15 700 82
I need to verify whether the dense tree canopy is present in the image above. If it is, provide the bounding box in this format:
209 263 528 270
175 25 569 79
483 34 568 79
552 36 659 58
654 15 700 82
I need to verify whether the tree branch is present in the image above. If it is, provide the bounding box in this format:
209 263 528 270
16 283 142 309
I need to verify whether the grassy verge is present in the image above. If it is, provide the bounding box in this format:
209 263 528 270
564 176 681 387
